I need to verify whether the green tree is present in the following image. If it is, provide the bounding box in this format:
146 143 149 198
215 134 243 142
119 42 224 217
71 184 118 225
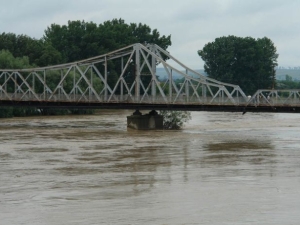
277 75 300 89
0 50 39 118
0 32 18 53
36 42 63 66
0 49 31 69
198 36 278 95
43 21 99 62
44 19 171 63
159 111 191 130
0 32 62 67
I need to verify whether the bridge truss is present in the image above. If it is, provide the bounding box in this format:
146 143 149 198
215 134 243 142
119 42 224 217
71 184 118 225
0 43 247 105
0 43 300 112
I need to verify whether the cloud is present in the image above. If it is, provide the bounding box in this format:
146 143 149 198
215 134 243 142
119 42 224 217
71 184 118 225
0 0 299 68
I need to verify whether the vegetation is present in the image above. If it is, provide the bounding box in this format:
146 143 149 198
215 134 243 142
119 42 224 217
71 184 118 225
0 50 39 118
277 75 300 89
43 19 171 63
0 33 62 67
0 49 31 68
198 35 278 95
159 111 191 130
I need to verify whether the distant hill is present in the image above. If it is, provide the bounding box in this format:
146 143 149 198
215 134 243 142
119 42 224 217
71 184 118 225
156 67 300 81
156 68 206 80
276 68 300 80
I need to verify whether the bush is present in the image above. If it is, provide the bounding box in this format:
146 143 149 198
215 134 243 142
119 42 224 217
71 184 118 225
159 110 191 130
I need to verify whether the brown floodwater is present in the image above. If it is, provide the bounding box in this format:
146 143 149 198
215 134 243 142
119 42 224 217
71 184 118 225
1 110 300 225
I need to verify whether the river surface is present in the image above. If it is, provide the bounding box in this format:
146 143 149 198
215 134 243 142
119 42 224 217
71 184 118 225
1 110 300 225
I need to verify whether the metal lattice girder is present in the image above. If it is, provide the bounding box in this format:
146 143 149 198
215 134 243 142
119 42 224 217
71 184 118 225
247 89 300 106
0 43 274 107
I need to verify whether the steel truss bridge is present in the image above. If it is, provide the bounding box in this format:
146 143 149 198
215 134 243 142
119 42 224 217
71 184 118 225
1 43 300 113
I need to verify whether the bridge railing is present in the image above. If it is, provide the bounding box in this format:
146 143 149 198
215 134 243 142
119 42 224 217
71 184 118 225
0 92 270 105
246 89 300 107
0 92 248 104
2 91 300 108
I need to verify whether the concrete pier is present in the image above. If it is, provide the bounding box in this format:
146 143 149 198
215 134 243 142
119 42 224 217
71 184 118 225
127 110 163 130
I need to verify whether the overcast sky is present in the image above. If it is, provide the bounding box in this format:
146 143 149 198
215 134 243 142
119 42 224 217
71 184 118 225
0 0 299 69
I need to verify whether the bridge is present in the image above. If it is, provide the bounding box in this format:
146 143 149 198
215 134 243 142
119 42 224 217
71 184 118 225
1 43 300 114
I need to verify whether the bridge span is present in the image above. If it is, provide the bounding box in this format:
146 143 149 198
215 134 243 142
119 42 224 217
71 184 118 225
1 43 300 114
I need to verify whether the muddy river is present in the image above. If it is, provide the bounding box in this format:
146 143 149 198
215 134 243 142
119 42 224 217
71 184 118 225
1 110 300 224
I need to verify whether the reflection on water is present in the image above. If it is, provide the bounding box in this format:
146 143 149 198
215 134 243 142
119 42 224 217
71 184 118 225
205 141 273 151
203 141 275 164
1 111 300 224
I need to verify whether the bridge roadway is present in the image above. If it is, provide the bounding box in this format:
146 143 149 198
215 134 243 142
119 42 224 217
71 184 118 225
1 98 300 114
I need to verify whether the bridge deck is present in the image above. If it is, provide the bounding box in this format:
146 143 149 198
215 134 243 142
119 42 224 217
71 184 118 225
1 100 300 113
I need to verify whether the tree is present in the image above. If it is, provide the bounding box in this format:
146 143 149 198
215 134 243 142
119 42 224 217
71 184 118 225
159 111 191 129
0 50 39 118
0 32 62 67
198 36 278 95
36 42 63 66
43 19 172 63
0 49 31 69
277 75 300 89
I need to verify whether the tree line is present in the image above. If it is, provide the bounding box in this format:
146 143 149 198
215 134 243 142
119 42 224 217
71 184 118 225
277 75 300 89
0 19 171 67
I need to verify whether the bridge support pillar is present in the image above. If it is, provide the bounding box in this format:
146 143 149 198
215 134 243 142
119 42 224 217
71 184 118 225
127 110 163 130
